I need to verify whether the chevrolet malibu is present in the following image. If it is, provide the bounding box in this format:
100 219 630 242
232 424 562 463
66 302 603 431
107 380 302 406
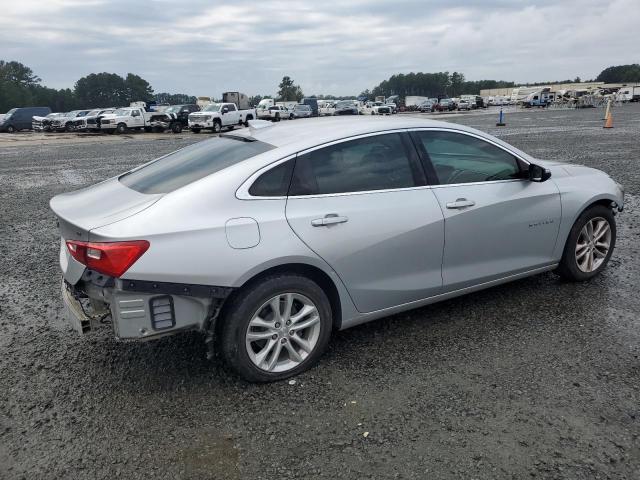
51 117 624 382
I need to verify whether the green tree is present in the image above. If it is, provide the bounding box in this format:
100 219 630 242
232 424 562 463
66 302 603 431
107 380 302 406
596 64 640 83
74 72 127 108
125 73 154 102
277 76 303 102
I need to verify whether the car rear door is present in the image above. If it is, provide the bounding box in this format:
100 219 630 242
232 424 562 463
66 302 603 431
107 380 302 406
285 131 445 313
411 129 561 291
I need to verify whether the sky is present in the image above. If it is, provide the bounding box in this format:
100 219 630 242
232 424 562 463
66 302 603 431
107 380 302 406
1 0 639 97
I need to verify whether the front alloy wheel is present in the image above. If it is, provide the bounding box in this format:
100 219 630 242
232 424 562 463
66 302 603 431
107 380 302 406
246 293 321 373
557 204 616 281
575 217 612 273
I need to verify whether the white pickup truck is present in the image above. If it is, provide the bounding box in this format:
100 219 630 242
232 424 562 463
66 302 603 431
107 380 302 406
99 107 154 134
256 105 287 122
188 102 256 133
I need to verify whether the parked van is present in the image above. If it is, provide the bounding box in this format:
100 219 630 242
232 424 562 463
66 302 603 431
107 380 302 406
0 107 51 132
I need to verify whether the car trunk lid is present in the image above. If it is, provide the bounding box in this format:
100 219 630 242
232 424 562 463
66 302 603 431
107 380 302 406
50 178 162 283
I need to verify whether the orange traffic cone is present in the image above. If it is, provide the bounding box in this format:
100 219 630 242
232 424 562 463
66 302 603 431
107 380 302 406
604 111 613 128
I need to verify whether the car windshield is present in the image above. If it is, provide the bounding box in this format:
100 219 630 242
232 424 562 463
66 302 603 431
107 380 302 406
203 104 221 112
119 137 275 194
114 109 131 115
165 106 182 113
77 111 90 117
87 110 101 116
5 108 17 118
336 101 352 107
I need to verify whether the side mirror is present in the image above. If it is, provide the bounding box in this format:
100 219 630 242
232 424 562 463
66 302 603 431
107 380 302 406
528 163 552 182
222 107 229 114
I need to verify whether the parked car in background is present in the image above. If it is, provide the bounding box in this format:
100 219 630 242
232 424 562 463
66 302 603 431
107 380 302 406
0 107 52 132
149 104 200 133
257 105 287 122
335 101 359 115
318 102 336 116
435 99 455 112
99 107 154 134
52 117 624 382
457 99 472 111
372 102 393 115
33 112 64 132
289 104 312 119
73 108 116 132
51 110 91 132
418 100 436 112
188 102 256 133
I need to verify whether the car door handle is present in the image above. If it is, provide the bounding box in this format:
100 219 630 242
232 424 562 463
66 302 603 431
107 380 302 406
311 214 349 227
446 198 476 209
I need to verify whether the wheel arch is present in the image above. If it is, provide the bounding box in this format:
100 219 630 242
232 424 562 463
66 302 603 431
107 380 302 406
556 194 619 259
225 262 345 332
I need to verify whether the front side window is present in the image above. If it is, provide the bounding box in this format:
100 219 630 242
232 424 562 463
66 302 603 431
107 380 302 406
290 133 422 196
414 131 523 185
120 137 275 194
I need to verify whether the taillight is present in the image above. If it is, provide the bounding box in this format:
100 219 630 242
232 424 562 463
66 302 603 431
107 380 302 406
65 240 150 278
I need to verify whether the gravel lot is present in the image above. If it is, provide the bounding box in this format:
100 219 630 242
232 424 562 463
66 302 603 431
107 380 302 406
1 105 639 479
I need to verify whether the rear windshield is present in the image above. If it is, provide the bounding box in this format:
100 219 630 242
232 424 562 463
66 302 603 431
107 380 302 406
119 137 275 194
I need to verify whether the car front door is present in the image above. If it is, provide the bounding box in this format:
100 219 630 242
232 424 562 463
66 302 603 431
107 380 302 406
130 109 144 128
285 131 445 313
411 129 561 291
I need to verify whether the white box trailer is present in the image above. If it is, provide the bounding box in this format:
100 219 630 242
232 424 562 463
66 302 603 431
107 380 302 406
405 96 429 108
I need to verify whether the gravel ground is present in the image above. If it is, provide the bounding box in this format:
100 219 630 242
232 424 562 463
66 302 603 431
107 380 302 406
1 105 639 479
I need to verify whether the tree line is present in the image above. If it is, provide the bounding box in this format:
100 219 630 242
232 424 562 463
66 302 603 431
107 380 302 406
0 60 195 113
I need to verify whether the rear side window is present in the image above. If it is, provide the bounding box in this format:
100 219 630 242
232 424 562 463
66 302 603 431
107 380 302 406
120 137 274 194
414 131 523 184
249 160 294 197
290 133 423 195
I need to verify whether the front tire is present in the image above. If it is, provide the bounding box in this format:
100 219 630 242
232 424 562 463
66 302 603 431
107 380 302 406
212 120 222 133
171 123 182 134
116 123 127 134
6 125 16 133
219 274 332 382
556 205 616 281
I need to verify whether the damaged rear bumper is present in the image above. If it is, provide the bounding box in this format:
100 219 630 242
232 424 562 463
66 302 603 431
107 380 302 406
61 273 233 340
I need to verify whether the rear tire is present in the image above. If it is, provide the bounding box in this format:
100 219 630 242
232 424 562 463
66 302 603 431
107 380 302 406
556 205 616 281
243 115 253 127
219 274 332 382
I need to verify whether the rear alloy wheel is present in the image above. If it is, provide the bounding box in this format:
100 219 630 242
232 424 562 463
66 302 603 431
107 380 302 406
556 205 616 281
220 274 332 382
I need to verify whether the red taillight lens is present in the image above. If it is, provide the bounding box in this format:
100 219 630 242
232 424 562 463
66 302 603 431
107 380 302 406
65 240 150 278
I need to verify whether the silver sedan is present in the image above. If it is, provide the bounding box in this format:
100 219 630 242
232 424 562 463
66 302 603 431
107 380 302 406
51 117 624 382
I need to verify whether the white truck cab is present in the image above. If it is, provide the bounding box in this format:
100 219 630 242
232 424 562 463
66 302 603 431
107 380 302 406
99 107 153 134
188 102 256 133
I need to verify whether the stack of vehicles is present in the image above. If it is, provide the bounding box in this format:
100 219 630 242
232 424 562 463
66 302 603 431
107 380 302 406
51 110 91 132
73 108 116 132
33 112 64 132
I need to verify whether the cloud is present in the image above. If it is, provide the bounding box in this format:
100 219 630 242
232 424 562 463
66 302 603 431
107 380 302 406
0 0 638 96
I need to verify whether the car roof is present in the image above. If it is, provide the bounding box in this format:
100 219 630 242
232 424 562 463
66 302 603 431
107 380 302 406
240 116 536 162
